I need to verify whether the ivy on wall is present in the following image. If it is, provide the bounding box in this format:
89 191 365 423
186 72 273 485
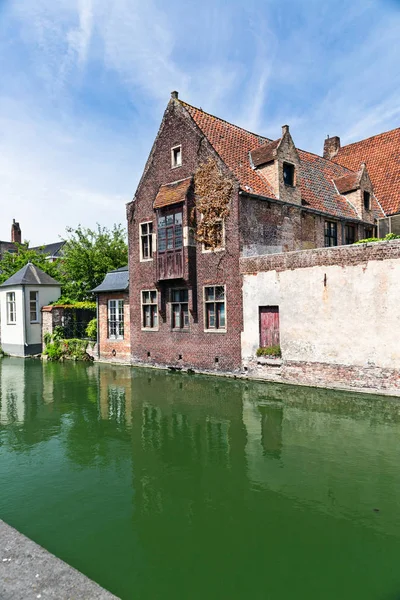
193 159 233 250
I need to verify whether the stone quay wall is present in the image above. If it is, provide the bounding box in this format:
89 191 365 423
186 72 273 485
240 240 400 395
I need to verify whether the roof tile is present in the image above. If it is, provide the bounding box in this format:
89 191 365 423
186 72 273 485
333 128 400 215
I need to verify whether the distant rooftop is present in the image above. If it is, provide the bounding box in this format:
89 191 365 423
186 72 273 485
0 263 60 288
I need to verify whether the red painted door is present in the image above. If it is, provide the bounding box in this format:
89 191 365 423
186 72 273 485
259 306 280 347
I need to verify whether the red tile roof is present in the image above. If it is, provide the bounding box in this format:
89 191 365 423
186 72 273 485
298 150 360 219
154 177 192 209
179 101 276 198
250 139 281 167
179 100 385 221
333 171 360 195
333 128 400 215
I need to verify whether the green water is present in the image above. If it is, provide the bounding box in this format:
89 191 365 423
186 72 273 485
1 358 400 599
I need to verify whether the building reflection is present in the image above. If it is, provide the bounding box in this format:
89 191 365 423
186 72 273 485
98 365 132 427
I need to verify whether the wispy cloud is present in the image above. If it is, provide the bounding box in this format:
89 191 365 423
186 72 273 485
0 0 398 243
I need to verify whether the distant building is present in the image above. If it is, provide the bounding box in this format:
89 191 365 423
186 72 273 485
0 220 65 263
0 263 61 356
92 266 130 363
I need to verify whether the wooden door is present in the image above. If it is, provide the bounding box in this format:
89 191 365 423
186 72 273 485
259 306 280 347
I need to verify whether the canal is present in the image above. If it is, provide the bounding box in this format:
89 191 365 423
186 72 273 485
1 357 400 599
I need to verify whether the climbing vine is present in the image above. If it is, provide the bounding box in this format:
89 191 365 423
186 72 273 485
193 159 233 250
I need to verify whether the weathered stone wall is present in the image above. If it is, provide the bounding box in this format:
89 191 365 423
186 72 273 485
240 240 400 394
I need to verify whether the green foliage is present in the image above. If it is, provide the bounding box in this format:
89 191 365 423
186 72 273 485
51 299 96 310
43 332 52 345
61 224 128 301
53 326 65 341
355 233 400 244
0 346 8 358
256 345 282 358
0 243 61 285
43 333 92 362
86 318 97 340
44 341 63 361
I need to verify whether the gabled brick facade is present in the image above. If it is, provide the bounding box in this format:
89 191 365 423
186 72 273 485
126 94 390 372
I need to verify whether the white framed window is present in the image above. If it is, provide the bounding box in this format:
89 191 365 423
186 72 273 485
171 145 182 168
108 299 124 339
142 290 158 329
171 289 189 330
202 219 225 253
140 222 153 261
204 285 226 331
29 291 39 323
6 292 16 324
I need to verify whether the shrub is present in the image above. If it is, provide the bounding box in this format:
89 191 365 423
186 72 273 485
44 341 63 361
256 345 281 358
86 318 97 340
355 233 400 245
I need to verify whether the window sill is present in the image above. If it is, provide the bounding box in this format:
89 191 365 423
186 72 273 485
7 322 16 326
141 328 159 332
201 247 225 254
171 164 182 169
171 328 190 333
204 329 227 334
140 258 153 263
108 337 124 341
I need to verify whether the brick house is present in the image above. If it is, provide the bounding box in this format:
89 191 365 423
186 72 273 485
92 266 130 363
125 92 393 372
324 128 400 234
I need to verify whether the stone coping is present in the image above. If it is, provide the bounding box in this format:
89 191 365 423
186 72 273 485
0 520 119 600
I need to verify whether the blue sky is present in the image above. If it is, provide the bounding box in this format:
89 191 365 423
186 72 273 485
0 0 399 245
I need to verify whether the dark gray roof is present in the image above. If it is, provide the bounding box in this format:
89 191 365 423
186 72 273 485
30 241 65 257
0 263 61 288
92 266 129 293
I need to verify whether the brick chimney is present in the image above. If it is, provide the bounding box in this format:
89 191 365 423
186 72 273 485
11 219 21 244
323 135 341 160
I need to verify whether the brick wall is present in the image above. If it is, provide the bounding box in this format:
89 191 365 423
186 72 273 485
240 238 400 273
239 193 370 257
98 292 130 363
128 99 243 372
241 239 400 396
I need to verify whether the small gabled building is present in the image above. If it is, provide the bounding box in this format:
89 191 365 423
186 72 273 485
92 266 130 363
0 263 61 356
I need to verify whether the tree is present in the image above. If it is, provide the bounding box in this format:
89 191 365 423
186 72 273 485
0 243 61 285
61 224 128 301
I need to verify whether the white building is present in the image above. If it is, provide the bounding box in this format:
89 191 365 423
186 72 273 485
0 263 61 356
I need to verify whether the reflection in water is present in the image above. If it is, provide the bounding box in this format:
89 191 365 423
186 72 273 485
1 358 400 600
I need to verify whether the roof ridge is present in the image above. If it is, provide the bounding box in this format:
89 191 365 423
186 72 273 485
178 100 271 141
298 148 356 174
339 126 400 150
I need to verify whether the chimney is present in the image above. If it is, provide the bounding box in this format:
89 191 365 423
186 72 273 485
171 91 179 100
11 219 21 244
282 125 289 136
323 135 341 160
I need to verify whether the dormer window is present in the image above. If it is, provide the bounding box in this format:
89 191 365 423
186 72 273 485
363 191 371 211
283 162 295 187
171 145 182 168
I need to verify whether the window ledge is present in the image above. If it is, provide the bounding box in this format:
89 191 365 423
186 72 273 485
140 258 153 263
141 328 159 332
204 329 227 334
201 247 225 254
171 164 182 170
108 337 124 341
171 328 190 333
